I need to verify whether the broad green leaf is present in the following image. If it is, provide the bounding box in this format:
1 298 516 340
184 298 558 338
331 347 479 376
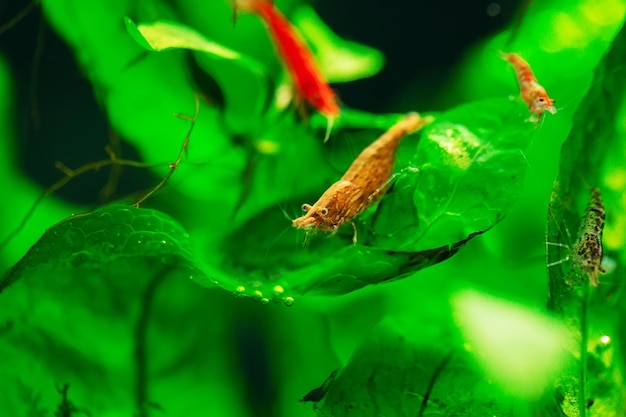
310 318 513 417
545 19 626 417
292 5 384 83
0 205 251 416
308 108 410 131
0 257 245 417
124 17 242 59
124 17 268 134
204 98 534 301
370 97 535 251
1 204 207 291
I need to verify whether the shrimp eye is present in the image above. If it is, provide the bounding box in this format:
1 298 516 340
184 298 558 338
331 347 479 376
321 208 329 215
538 97 545 102
302 204 312 212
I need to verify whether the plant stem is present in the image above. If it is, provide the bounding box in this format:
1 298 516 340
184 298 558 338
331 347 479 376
579 282 590 417
134 265 171 417
417 350 454 417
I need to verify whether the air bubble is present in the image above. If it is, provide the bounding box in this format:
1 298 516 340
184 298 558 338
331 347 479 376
260 297 270 305
273 285 285 295
236 285 246 293
283 296 294 307
160 240 167 246
253 290 263 299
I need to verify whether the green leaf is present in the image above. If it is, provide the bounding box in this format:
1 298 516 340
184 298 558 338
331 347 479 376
123 17 268 134
546 21 626 312
545 19 626 417
204 98 535 301
292 5 385 83
311 318 513 417
370 97 535 251
1 204 207 291
124 17 241 59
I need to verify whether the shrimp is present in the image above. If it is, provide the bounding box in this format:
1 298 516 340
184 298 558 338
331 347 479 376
571 188 605 288
547 188 605 287
501 52 556 124
233 0 340 141
293 112 433 243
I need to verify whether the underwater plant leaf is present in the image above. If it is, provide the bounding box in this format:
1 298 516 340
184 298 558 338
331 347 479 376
308 108 411 131
124 17 242 59
292 5 385 83
0 232 243 416
1 204 206 292
124 17 268 133
310 318 513 417
545 21 626 417
546 21 626 312
369 97 535 251
207 98 535 300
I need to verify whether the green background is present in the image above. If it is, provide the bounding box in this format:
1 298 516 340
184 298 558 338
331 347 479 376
0 0 625 416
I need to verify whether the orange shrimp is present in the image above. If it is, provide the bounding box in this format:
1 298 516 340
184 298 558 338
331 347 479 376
502 52 556 124
293 112 433 243
234 0 340 141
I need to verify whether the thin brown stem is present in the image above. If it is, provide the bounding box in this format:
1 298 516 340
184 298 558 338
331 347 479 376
133 94 201 207
0 0 39 36
1 151 165 252
1 96 202 252
99 135 124 200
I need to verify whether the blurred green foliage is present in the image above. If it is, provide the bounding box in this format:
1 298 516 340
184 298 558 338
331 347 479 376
1 0 626 416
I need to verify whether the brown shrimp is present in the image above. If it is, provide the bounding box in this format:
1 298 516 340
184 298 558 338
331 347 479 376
292 112 433 243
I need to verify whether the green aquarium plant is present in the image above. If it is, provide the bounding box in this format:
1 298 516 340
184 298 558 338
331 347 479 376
0 0 625 416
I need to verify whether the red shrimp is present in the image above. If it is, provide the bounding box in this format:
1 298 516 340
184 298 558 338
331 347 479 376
234 0 340 141
502 52 556 124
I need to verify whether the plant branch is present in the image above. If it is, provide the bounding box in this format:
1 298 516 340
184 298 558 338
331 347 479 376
134 265 172 417
133 94 201 207
417 350 454 417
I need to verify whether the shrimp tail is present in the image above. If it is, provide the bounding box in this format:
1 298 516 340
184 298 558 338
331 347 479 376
323 114 336 143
